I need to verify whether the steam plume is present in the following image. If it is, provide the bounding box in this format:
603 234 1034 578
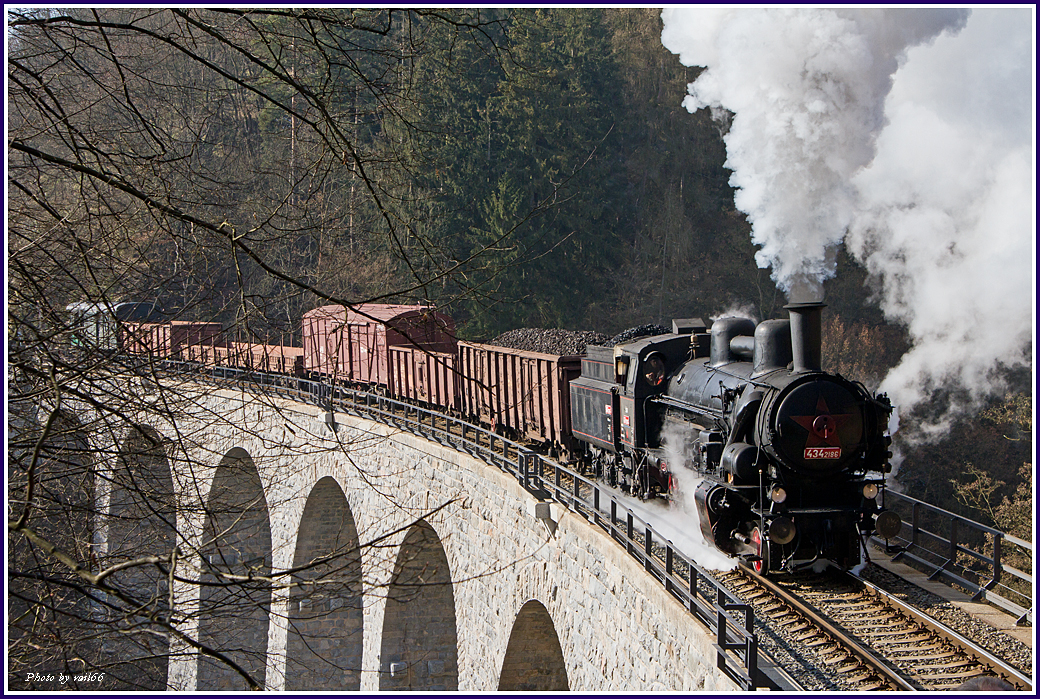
662 8 1033 432
847 10 1034 436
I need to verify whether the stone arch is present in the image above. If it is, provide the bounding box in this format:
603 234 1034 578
498 599 569 691
9 408 95 558
196 448 273 690
8 408 96 690
285 476 363 690
101 425 176 689
378 521 458 691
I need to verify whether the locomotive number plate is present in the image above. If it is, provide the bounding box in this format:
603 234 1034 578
804 447 841 459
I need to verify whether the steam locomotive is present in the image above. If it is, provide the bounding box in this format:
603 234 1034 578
68 298 902 574
569 303 902 573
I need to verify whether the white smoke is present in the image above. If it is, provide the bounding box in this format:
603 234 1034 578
658 421 735 571
709 304 757 323
662 8 1034 433
847 9 1034 435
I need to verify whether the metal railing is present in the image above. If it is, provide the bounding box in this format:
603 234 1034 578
870 490 1033 626
526 452 777 689
154 362 786 690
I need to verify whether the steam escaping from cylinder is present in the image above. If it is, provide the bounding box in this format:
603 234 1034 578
658 421 736 571
661 8 1033 435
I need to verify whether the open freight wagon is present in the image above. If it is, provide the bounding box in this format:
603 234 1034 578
457 342 581 459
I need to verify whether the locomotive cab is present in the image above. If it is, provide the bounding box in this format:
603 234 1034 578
615 332 700 449
570 320 707 496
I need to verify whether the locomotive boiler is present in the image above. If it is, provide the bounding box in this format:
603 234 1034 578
570 303 903 573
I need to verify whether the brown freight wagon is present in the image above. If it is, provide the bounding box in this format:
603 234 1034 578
302 303 457 388
388 347 459 411
186 341 303 377
122 321 223 360
457 342 581 458
228 342 304 376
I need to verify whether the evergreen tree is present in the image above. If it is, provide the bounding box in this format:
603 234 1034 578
461 9 631 337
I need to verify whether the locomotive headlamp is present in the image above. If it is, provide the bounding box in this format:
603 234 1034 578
862 483 879 500
769 486 787 504
767 517 796 545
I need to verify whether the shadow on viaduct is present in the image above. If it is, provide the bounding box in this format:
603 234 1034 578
55 382 736 692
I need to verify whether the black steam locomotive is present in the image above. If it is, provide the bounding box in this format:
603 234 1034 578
570 303 902 573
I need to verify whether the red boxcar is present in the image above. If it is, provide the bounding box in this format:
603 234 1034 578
457 342 581 456
302 303 457 387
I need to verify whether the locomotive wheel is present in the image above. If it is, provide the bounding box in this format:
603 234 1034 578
607 462 618 488
750 526 770 574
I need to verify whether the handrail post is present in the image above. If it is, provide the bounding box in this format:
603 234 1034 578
716 586 728 650
644 525 653 572
689 568 698 615
992 534 1002 587
665 546 673 595
976 533 1003 599
912 501 920 547
611 500 617 540
931 516 959 581
742 601 758 687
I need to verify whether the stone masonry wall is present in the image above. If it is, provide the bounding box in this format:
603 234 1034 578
151 384 738 692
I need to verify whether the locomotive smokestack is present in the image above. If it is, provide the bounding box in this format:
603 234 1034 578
785 302 825 373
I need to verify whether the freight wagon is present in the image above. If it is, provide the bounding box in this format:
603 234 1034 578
302 303 457 385
457 342 581 458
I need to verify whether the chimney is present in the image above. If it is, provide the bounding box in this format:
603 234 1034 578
785 302 825 373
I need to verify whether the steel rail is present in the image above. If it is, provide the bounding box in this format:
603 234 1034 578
850 571 1033 691
737 562 918 690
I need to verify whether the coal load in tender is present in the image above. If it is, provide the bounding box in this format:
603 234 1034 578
489 328 610 356
607 324 670 347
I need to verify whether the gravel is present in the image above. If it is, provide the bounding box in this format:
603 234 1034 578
489 328 610 356
714 570 864 691
714 561 1034 691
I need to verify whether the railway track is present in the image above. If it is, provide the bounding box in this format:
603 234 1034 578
720 565 1032 691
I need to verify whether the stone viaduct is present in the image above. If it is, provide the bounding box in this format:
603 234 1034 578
67 378 744 691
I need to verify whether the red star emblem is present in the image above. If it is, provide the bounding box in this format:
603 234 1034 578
791 396 852 447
